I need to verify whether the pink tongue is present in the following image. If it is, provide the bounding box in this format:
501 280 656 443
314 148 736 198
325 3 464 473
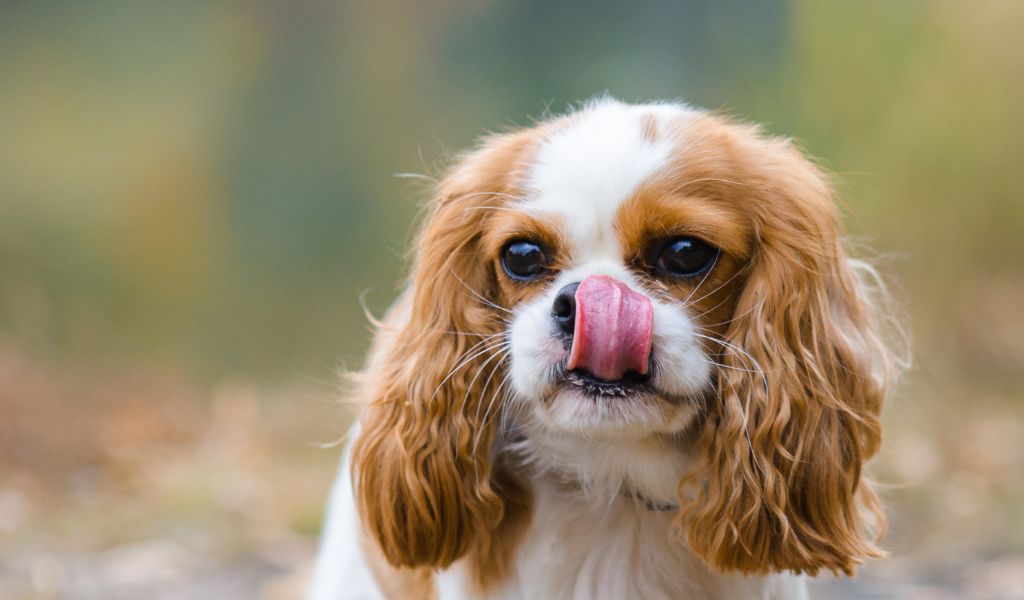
566 275 654 382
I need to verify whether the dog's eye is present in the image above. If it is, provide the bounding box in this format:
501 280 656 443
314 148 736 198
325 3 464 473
655 237 718 278
501 241 548 280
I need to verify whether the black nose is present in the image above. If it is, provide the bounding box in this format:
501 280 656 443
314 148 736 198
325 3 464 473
551 282 580 336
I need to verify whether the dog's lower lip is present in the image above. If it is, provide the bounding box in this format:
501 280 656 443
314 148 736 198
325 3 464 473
561 368 653 398
570 368 648 385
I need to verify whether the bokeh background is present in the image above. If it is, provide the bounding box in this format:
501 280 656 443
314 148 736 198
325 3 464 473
2 1 1022 598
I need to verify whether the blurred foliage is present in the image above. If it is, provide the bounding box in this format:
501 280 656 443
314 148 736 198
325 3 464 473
1 1 1023 597
1 0 1021 381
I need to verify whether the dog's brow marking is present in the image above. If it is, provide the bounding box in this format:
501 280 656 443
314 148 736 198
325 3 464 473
523 99 691 263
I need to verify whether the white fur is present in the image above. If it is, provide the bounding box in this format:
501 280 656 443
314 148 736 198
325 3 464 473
307 428 385 600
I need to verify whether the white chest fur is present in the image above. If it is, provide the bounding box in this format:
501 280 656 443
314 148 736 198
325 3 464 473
437 477 807 600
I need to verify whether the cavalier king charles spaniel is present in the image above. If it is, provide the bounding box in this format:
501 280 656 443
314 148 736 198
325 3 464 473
308 98 900 600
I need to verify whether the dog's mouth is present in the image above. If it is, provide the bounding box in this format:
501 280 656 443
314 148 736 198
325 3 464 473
559 367 654 399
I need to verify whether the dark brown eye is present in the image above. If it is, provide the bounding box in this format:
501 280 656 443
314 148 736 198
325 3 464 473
501 241 548 280
656 237 718 278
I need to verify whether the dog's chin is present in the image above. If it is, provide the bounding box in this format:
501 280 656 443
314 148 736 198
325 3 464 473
525 369 700 440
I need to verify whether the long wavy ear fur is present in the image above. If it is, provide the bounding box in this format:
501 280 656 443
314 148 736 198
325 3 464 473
679 130 901 575
351 131 534 568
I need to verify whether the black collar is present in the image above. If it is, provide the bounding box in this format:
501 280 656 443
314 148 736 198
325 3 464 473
625 490 680 512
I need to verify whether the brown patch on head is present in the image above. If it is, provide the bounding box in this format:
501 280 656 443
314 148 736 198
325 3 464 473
640 113 660 142
614 114 764 340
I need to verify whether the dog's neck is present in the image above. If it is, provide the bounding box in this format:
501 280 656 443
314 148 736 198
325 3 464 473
500 422 695 511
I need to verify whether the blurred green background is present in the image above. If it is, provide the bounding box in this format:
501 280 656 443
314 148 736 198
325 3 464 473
1 1 1022 598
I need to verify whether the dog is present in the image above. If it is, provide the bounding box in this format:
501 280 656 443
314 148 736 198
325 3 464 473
308 98 901 599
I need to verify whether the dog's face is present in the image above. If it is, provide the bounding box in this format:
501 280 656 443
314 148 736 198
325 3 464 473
491 103 750 440
352 99 898 578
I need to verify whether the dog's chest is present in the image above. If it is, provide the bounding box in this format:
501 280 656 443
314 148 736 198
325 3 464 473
438 481 804 600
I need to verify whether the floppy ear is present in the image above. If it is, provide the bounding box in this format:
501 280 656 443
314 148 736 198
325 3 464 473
680 142 899 575
351 131 534 568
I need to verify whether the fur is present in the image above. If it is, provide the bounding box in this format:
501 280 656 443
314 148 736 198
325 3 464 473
308 98 901 599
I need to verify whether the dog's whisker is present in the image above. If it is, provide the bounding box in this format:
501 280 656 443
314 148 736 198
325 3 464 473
480 371 513 433
462 344 509 421
473 367 512 458
392 171 437 183
675 176 752 191
681 251 720 306
693 302 760 329
449 266 515 315
432 339 508 401
719 371 768 480
687 290 737 323
460 205 531 215
700 357 761 374
692 332 769 394
456 333 508 360
681 263 750 311
454 190 528 204
433 329 506 338
465 351 510 483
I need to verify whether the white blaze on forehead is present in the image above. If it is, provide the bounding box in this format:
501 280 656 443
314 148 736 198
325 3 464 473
523 99 692 262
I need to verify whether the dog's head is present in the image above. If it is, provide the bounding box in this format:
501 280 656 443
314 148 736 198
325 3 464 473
352 99 899 577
